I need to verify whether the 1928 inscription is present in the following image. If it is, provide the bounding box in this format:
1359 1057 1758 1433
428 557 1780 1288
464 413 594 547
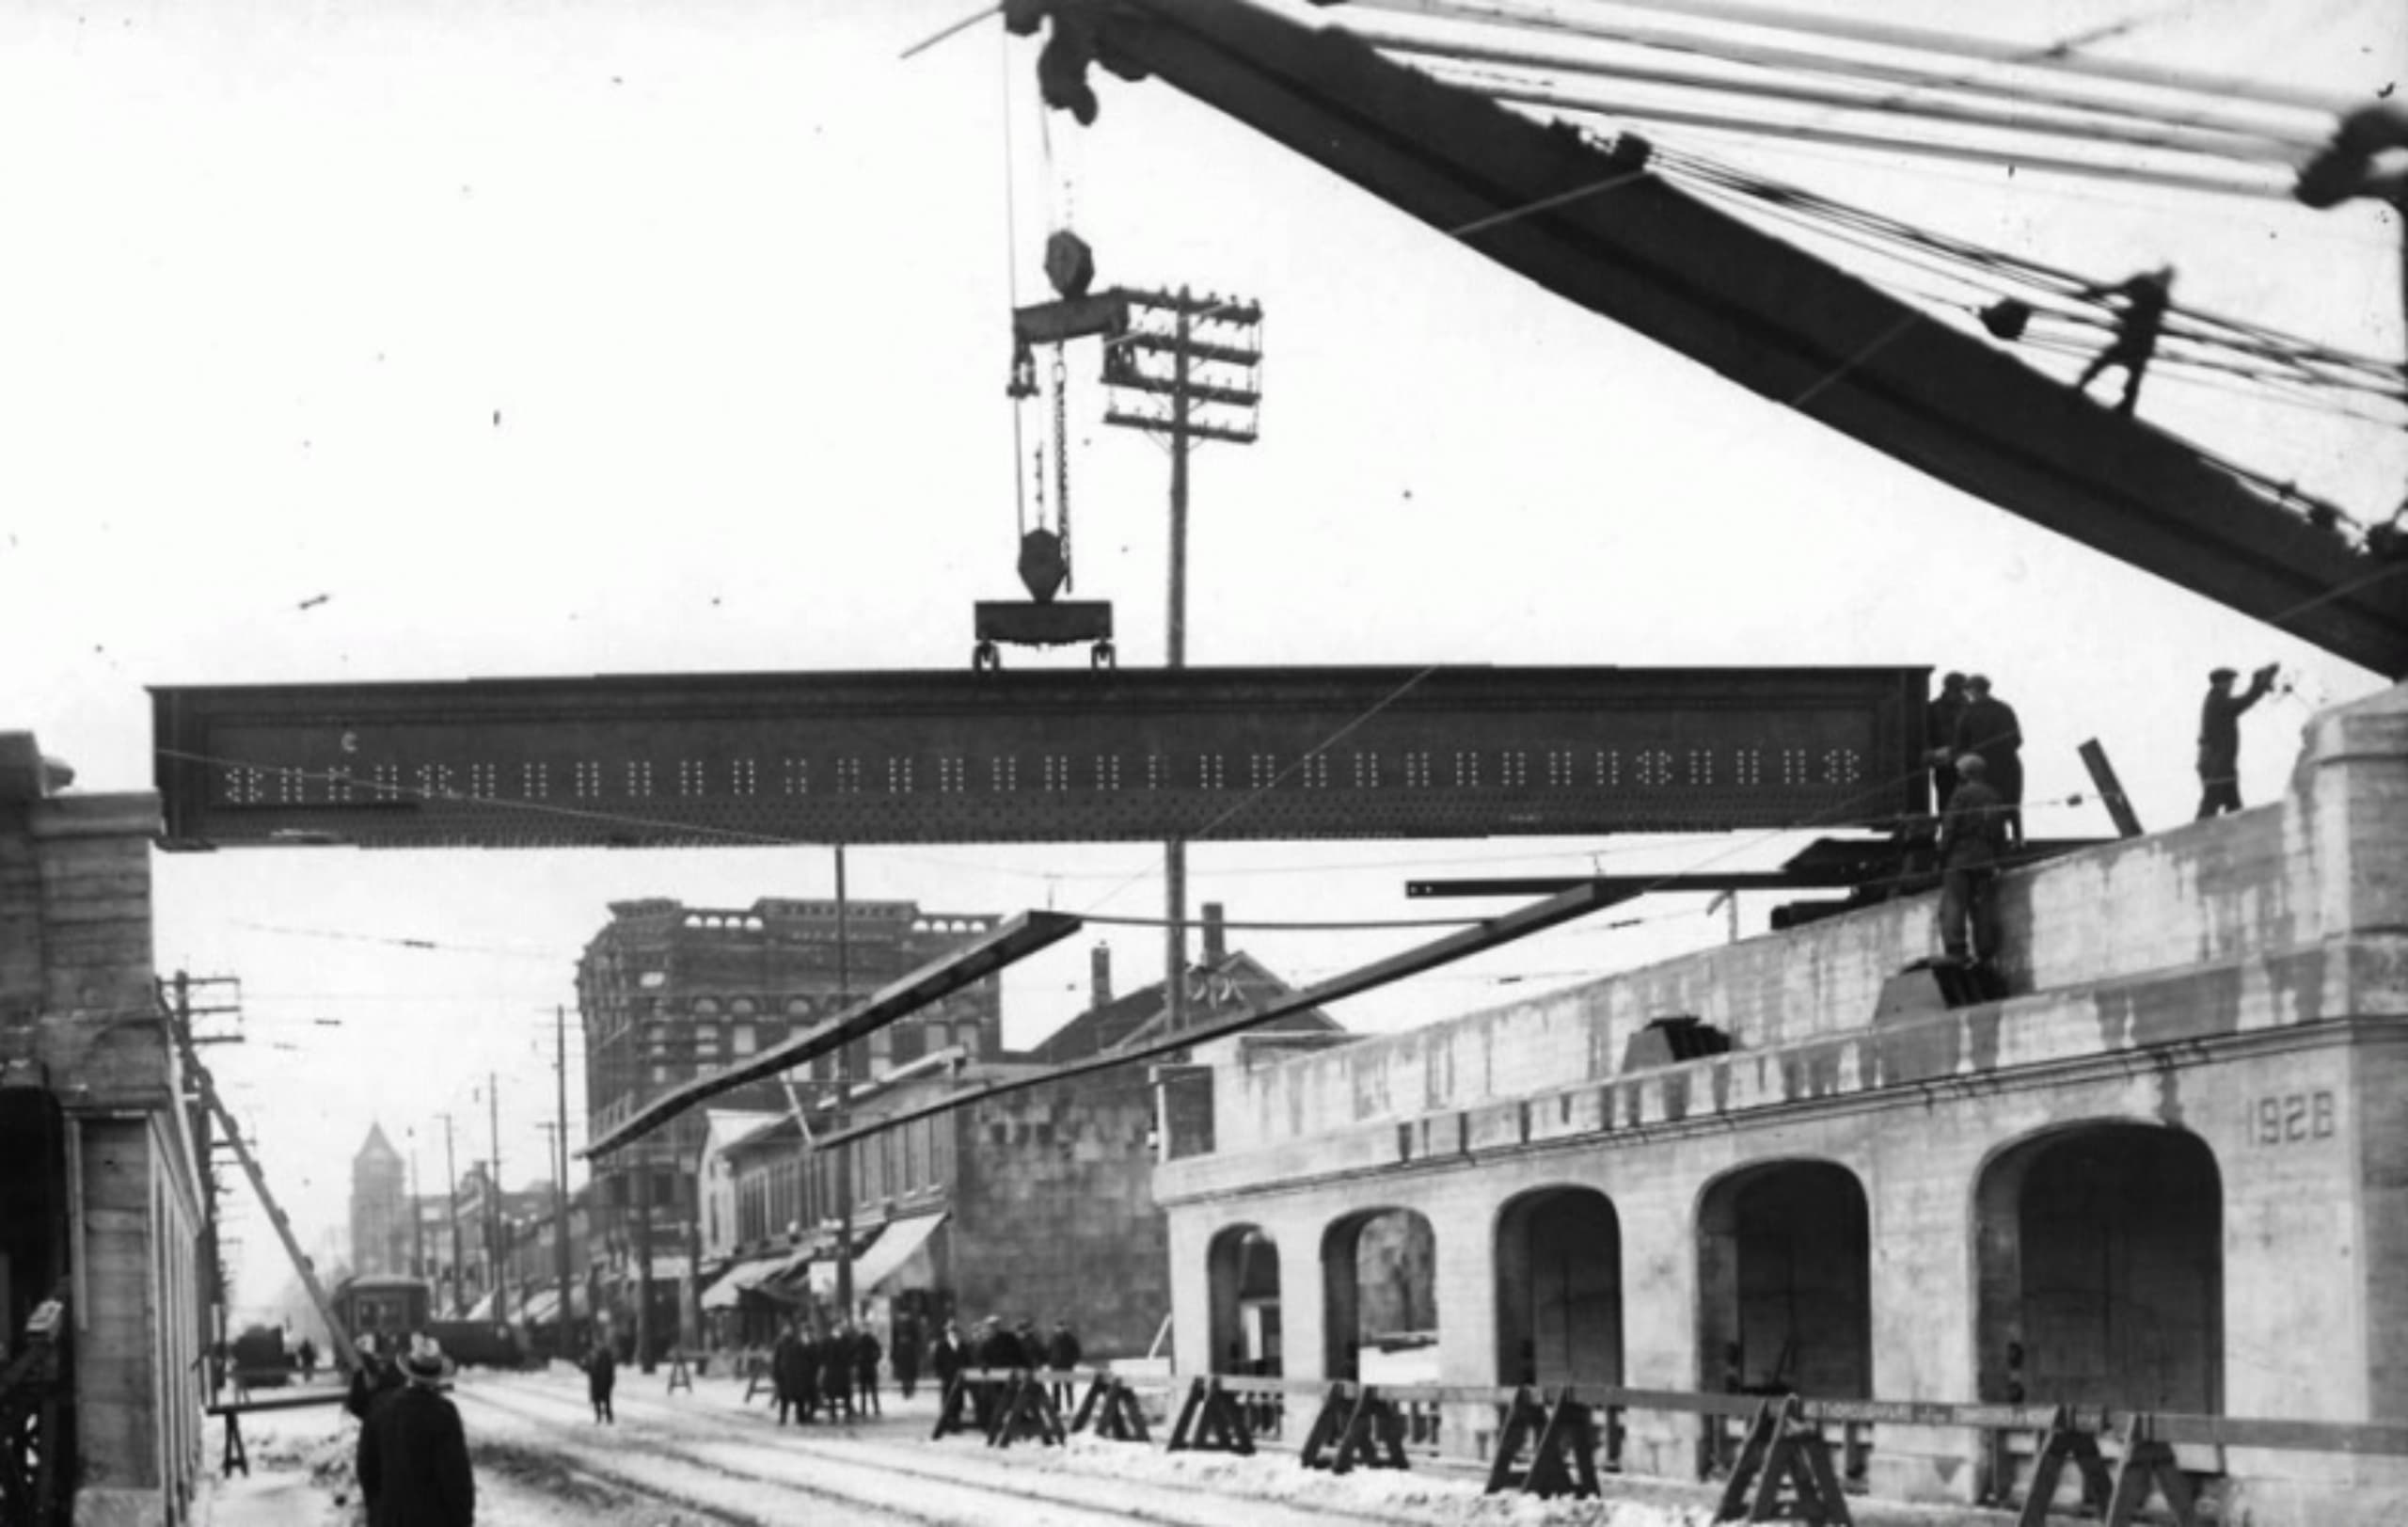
2251 1089 2336 1146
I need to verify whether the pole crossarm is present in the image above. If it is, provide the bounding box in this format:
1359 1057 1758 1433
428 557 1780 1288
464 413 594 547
582 911 1082 1158
815 878 1635 1149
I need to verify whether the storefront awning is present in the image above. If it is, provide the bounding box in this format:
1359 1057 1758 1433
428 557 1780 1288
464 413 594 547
701 1253 805 1312
851 1214 947 1296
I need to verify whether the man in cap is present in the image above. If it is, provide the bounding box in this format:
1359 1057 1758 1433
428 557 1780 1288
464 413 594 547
2196 662 2280 819
1937 755 2012 965
356 1333 474 1527
1950 676 2023 845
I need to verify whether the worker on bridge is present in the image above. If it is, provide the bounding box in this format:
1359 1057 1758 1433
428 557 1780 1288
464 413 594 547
2196 663 2280 819
2074 265 2175 416
1938 755 2012 967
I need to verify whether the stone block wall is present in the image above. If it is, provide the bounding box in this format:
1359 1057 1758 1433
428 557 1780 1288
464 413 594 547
0 735 205 1527
949 1068 1166 1358
1154 684 2408 1526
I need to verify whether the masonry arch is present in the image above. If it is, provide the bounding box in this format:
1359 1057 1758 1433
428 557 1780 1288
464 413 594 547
0 1088 69 1344
1697 1159 1871 1397
1207 1225 1284 1376
1494 1185 1623 1388
1974 1122 2222 1412
1323 1207 1437 1382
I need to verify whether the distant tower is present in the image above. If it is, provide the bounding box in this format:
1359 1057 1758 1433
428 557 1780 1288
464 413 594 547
351 1124 407 1278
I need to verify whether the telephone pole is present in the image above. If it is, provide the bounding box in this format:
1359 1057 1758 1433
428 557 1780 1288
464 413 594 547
437 1112 461 1316
486 1073 507 1324
555 1005 575 1355
1102 286 1262 1037
832 845 855 1324
407 1129 426 1279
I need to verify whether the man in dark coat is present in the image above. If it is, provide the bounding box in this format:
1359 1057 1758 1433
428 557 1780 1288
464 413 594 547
928 1319 965 1408
1951 676 2023 845
818 1327 855 1422
1925 672 1970 811
890 1313 923 1401
2196 663 2279 819
851 1326 882 1417
582 1335 617 1424
1043 1321 1083 1412
1938 755 2012 965
356 1335 474 1527
770 1323 805 1424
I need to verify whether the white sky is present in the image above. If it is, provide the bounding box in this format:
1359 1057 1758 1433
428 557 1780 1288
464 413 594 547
1 0 2400 1312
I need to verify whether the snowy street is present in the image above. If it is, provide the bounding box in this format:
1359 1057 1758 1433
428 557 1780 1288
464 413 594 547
206 1365 1732 1527
202 1366 2036 1527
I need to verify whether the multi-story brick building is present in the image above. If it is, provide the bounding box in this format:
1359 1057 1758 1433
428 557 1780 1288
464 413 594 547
575 897 1006 1352
702 915 1343 1365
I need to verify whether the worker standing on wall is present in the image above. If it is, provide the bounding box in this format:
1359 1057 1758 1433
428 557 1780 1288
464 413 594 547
2196 663 2280 819
1938 755 2011 966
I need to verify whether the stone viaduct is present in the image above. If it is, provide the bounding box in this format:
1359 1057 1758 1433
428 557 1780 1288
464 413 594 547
1158 681 2408 1526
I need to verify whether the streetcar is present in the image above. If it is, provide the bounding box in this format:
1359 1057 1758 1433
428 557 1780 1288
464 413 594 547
332 1273 432 1353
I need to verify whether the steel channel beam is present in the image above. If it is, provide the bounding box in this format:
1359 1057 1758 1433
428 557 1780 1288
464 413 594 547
150 664 1927 850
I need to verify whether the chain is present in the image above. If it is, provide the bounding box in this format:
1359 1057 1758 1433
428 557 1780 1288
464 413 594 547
1052 346 1072 591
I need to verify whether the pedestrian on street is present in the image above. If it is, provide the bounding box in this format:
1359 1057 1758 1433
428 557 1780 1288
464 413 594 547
2196 662 2280 819
770 1323 805 1425
891 1313 923 1401
929 1319 966 1415
822 1326 858 1421
583 1334 617 1424
1938 755 2012 965
852 1326 882 1417
1044 1321 1083 1414
1926 672 1971 811
1950 676 2024 844
356 1334 474 1527
298 1335 319 1380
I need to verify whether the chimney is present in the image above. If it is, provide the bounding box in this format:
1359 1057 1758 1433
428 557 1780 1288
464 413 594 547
1201 902 1228 965
1090 944 1114 1009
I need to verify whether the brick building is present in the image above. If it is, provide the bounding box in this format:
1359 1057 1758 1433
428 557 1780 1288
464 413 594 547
575 897 1006 1353
703 916 1341 1365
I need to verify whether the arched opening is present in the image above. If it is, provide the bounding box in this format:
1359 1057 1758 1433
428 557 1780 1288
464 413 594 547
1206 1225 1283 1376
1495 1186 1623 1388
1974 1123 2222 1412
1322 1208 1437 1383
0 1089 70 1344
1697 1160 1871 1396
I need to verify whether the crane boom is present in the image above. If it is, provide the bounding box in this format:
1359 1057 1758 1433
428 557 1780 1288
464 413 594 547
1019 0 2408 676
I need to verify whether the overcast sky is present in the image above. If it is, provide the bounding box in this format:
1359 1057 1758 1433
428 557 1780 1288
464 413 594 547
2 0 2400 1312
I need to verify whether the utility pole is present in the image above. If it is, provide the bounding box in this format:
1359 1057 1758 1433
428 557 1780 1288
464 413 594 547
437 1112 460 1317
832 845 854 1326
554 1005 575 1356
486 1073 507 1325
635 1144 655 1371
407 1129 426 1279
1102 285 1261 1041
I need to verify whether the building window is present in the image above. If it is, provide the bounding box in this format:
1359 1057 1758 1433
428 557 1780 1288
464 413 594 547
733 1025 757 1057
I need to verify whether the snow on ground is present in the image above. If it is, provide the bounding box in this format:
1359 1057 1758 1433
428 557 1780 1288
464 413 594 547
208 1368 1985 1527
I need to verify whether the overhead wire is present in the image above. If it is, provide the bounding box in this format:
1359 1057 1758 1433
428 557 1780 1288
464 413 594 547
1365 0 2353 115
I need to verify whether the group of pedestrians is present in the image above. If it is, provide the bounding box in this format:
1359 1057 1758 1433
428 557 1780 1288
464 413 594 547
768 1319 886 1424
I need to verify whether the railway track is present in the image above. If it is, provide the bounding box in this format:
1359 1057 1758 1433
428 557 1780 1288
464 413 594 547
458 1372 1454 1527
